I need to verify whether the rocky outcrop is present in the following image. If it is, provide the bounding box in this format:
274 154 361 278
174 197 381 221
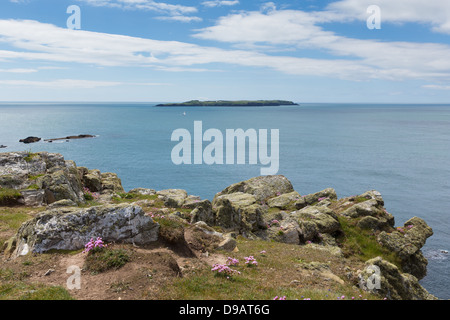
359 257 437 300
377 217 433 279
10 204 159 257
216 175 294 202
0 152 437 300
0 152 127 206
19 137 41 144
44 134 95 143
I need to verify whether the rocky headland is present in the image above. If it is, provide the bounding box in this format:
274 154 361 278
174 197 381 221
0 151 437 300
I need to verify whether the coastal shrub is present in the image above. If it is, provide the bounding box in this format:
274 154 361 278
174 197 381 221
84 247 131 273
23 150 37 163
83 187 98 201
336 216 402 268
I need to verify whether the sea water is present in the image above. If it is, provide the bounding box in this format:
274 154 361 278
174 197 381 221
0 102 449 299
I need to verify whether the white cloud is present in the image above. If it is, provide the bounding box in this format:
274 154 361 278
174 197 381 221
155 15 202 23
422 84 450 90
1 15 450 84
0 68 37 73
193 8 450 81
0 78 170 88
325 0 450 34
201 0 239 8
0 79 122 88
77 0 199 20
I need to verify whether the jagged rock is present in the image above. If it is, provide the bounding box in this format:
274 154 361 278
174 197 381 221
157 189 188 208
83 169 102 192
359 257 437 300
129 188 156 196
358 190 384 206
100 172 124 193
341 199 381 218
37 168 85 204
267 191 302 210
182 195 203 209
216 175 294 202
216 233 237 252
291 206 341 235
357 215 391 232
377 217 433 279
302 188 337 205
18 190 45 207
11 204 159 256
212 192 266 233
190 200 214 225
266 219 300 244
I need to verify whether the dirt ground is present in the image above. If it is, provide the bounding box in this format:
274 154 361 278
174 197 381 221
1 234 229 300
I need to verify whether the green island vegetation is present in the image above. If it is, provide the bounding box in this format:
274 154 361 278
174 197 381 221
156 100 299 107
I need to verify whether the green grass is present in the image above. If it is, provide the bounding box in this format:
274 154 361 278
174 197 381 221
111 193 158 203
0 207 32 231
337 216 402 269
84 247 131 273
158 238 379 300
0 188 22 205
28 174 44 181
23 151 38 163
0 282 74 300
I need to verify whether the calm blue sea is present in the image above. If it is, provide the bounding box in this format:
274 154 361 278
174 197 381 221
1 102 449 299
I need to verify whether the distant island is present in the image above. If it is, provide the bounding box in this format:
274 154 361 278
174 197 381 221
156 100 299 107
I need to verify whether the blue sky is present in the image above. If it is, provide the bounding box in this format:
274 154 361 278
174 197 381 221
1 0 450 103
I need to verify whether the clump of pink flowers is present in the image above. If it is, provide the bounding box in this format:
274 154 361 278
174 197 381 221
83 187 99 201
226 257 239 266
318 197 328 202
244 256 258 267
83 237 107 253
211 264 241 278
273 296 286 300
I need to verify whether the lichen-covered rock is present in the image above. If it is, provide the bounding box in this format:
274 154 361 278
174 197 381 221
266 218 300 244
341 199 382 218
47 199 77 209
267 191 302 210
129 188 156 196
83 169 102 192
190 200 214 225
212 192 266 233
291 206 341 235
358 190 384 206
302 188 337 205
100 172 125 193
12 204 159 256
157 189 188 208
359 257 437 300
37 168 85 204
377 217 433 279
18 190 45 207
216 175 294 202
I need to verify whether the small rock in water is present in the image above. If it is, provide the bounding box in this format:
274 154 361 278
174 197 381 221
441 250 448 254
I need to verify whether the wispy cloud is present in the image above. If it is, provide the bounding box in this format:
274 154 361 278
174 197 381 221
325 0 450 35
0 68 37 73
193 6 450 81
422 84 450 90
77 0 201 22
0 78 171 88
201 0 239 8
